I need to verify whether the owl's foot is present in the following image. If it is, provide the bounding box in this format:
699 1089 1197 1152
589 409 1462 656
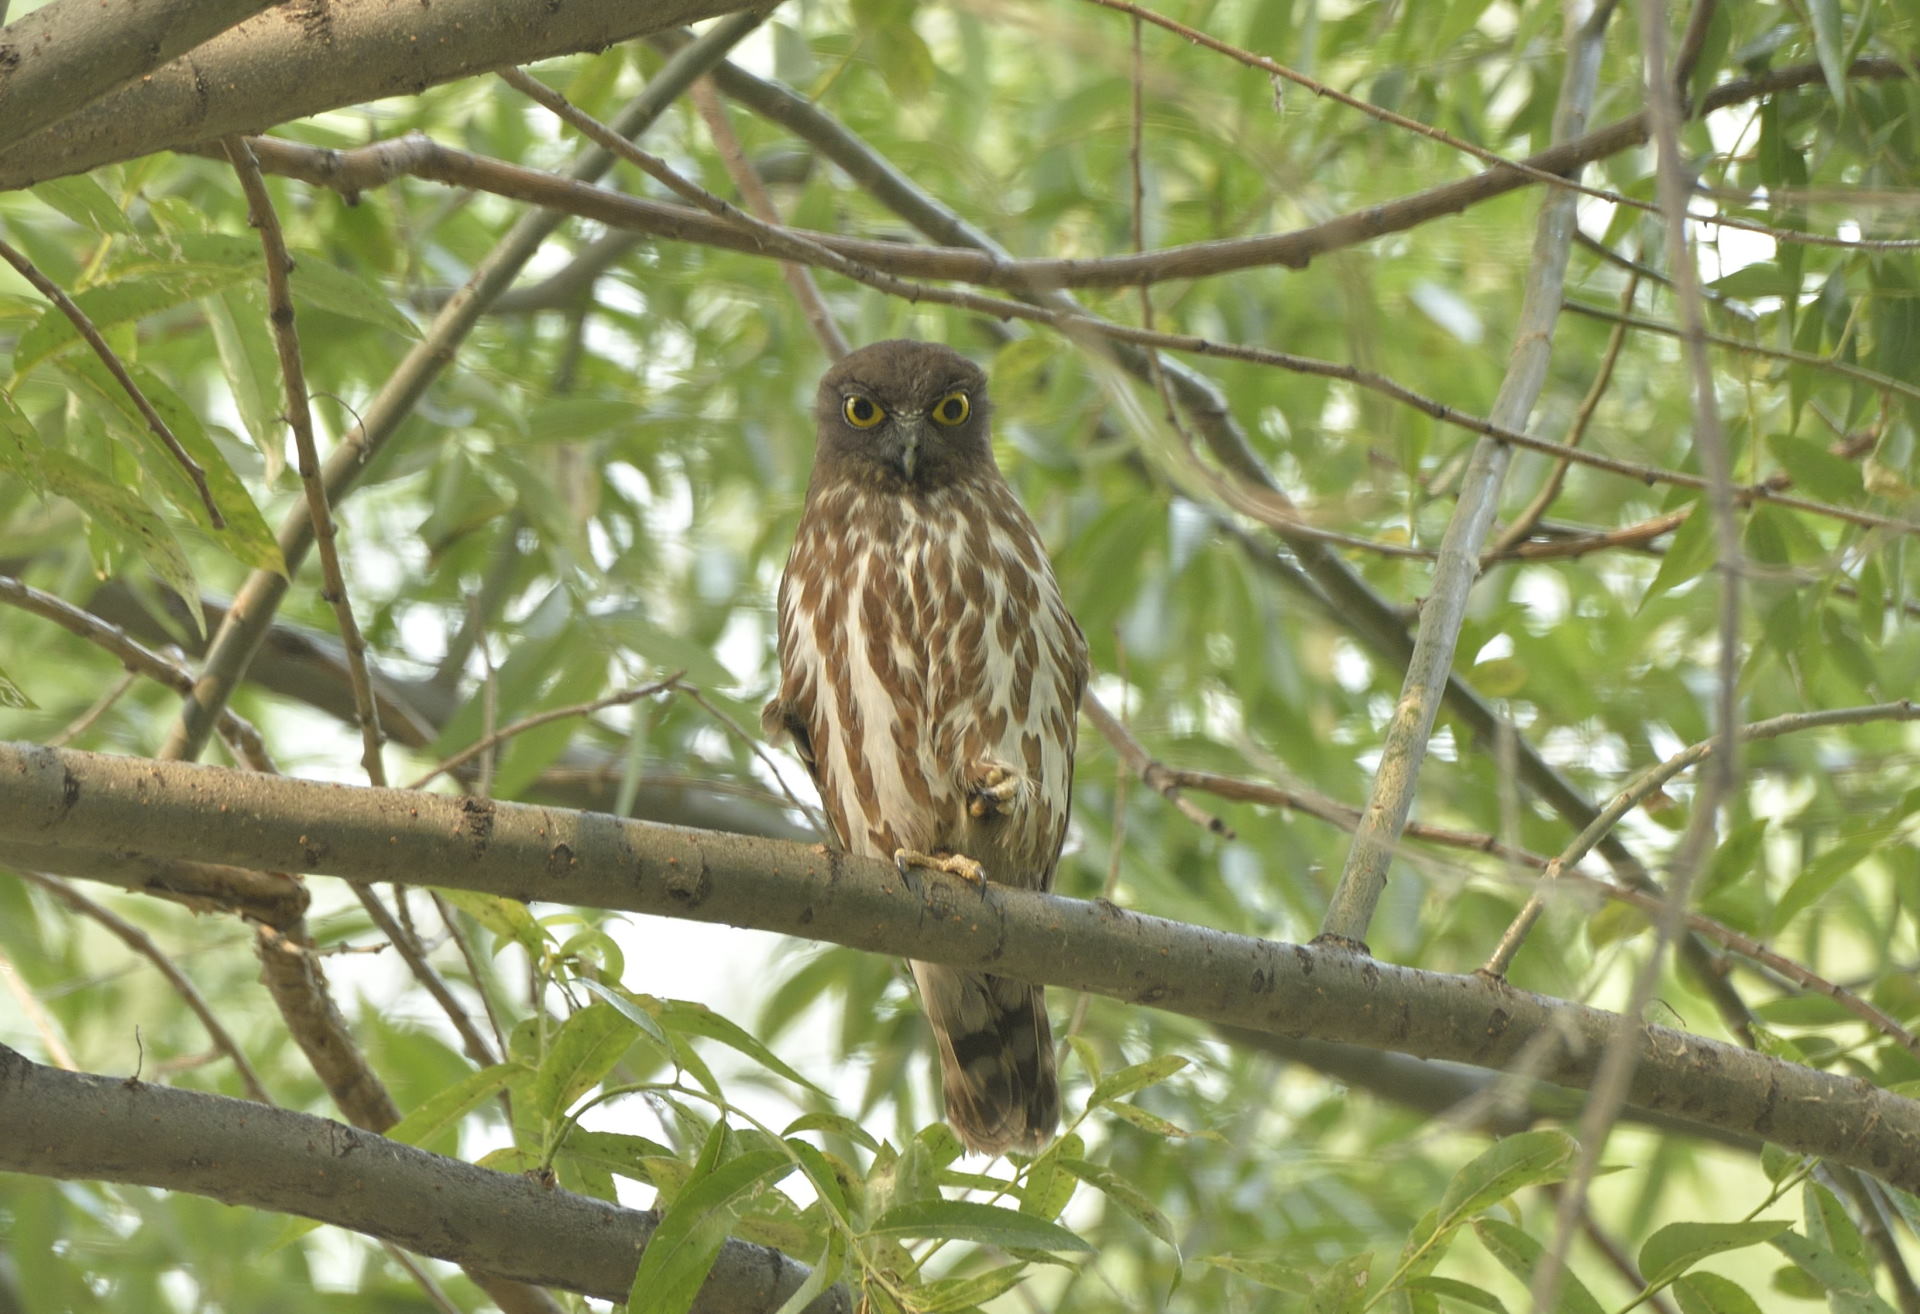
967 759 1028 820
894 847 988 884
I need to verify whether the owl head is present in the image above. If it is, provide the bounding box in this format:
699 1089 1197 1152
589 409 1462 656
812 339 995 489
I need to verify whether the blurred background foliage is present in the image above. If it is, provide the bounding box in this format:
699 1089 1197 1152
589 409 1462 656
2 0 1919 1309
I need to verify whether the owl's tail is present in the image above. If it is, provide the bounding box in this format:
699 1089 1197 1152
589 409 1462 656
911 961 1059 1156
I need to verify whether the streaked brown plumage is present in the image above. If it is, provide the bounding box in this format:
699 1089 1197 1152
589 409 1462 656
764 340 1089 1155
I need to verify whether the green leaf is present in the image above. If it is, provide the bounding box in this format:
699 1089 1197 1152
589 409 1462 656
1672 1272 1765 1314
578 979 671 1048
385 1062 517 1152
866 1199 1094 1252
1087 1054 1189 1108
1770 1231 1896 1312
12 265 254 380
1018 1132 1081 1221
1803 1181 1869 1277
1059 1155 1177 1250
435 888 546 958
1198 1252 1312 1293
207 287 286 476
281 253 420 337
1638 1220 1791 1287
909 1263 1029 1313
0 661 32 710
1307 1251 1373 1313
784 1137 853 1218
30 177 134 236
627 1149 794 1314
1806 0 1848 108
34 447 198 614
1470 1218 1604 1314
771 1234 845 1314
780 1112 879 1153
1638 500 1713 611
531 1001 646 1126
651 997 824 1095
54 354 283 574
554 1129 677 1184
1436 1131 1577 1230
1400 1275 1507 1312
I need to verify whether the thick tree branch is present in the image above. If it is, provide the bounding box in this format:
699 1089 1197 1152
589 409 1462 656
0 1043 844 1312
0 0 758 193
4 742 1918 1195
0 0 281 156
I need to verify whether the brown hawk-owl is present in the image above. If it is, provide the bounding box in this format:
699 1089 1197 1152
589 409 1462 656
763 340 1090 1155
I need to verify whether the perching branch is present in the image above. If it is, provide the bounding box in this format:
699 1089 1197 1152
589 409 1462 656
5 740 1920 1196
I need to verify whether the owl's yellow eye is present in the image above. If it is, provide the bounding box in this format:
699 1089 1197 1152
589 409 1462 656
931 391 970 426
842 395 884 429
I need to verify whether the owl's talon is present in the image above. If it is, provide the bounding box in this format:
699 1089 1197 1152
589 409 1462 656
967 760 1026 820
894 847 988 884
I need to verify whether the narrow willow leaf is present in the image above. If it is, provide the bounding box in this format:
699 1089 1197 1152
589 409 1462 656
1198 1252 1313 1293
384 1062 518 1151
651 997 823 1094
531 1001 644 1126
1401 1275 1507 1312
578 979 670 1047
1435 1131 1576 1229
1470 1218 1605 1314
1770 1232 1894 1311
909 1263 1029 1313
1059 1156 1177 1250
1672 1272 1766 1314
866 1199 1093 1252
1087 1054 1189 1108
1638 1220 1791 1287
628 1149 794 1314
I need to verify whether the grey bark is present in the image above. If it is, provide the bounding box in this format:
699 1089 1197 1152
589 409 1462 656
0 1043 846 1312
3 741 1917 1195
0 0 284 155
0 0 758 193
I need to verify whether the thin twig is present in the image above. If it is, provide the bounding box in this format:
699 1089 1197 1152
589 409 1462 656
17 869 272 1102
673 683 831 842
685 76 849 360
0 235 224 528
1564 299 1920 405
408 677 684 790
157 12 767 766
1078 0 1920 253
223 133 1920 541
223 136 387 787
0 574 270 767
1487 267 1641 558
1531 5 1749 1299
1081 690 1234 839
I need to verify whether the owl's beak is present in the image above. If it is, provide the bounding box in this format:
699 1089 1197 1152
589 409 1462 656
896 415 929 480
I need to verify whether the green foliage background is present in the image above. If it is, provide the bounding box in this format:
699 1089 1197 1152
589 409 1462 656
1 0 1918 1310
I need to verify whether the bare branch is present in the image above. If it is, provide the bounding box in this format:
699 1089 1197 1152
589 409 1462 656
0 1043 846 1313
1320 0 1610 946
